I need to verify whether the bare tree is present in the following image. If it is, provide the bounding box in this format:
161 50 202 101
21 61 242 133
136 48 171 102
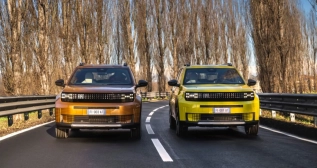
153 0 166 93
120 0 136 75
250 0 304 93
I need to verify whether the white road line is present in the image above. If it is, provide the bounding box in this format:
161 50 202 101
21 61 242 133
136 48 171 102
146 117 151 122
151 139 173 162
149 112 154 116
146 124 155 134
0 121 55 141
260 125 317 145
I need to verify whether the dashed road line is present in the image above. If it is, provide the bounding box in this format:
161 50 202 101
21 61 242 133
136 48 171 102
145 105 173 162
151 138 173 162
146 124 155 134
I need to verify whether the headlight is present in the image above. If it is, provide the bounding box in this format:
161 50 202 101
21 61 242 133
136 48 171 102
61 93 74 102
244 92 254 99
121 93 134 101
185 92 199 99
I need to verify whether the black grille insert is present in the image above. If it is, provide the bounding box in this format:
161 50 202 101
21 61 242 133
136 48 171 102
74 115 133 124
186 113 255 122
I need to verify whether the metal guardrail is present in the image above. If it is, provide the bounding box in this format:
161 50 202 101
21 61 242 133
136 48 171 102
1 93 316 127
0 95 56 126
258 93 317 117
140 92 170 100
258 93 317 126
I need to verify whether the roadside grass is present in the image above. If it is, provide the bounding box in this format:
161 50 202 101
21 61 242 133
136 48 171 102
0 110 55 137
261 110 316 127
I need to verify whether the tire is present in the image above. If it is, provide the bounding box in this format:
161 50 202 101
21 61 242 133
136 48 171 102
245 123 259 136
175 105 187 136
131 124 141 140
55 127 69 139
169 108 176 129
131 107 142 140
71 129 80 132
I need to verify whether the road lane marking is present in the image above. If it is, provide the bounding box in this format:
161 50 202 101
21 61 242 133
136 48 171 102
260 125 317 145
146 117 151 122
149 112 154 116
0 121 55 141
146 124 155 134
151 139 173 162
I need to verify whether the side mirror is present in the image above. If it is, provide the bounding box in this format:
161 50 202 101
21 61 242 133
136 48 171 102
247 79 256 86
168 79 180 87
136 80 148 88
55 79 65 87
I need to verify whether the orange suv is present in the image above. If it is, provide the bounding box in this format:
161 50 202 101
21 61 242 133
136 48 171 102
54 63 148 139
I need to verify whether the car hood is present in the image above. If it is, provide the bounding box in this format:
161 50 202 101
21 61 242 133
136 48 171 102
62 85 135 93
183 84 254 92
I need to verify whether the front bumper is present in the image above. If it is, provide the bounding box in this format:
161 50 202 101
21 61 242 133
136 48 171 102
181 120 259 127
56 122 140 129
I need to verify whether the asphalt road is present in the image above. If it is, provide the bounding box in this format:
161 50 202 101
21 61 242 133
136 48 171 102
0 100 317 168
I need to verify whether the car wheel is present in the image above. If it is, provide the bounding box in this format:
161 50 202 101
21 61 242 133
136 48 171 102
71 129 80 132
169 108 176 129
131 124 141 140
245 123 259 136
175 106 187 136
55 127 69 139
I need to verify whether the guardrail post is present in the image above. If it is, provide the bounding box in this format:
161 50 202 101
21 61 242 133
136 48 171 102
314 117 317 127
38 110 42 119
49 108 54 116
290 113 295 122
260 109 262 116
8 115 13 126
272 110 276 118
24 112 29 121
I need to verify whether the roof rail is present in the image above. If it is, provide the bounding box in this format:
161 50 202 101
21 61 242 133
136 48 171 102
184 63 190 67
79 62 85 66
123 63 127 66
222 63 232 66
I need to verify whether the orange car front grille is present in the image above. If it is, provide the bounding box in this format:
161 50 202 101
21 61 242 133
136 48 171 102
73 115 133 124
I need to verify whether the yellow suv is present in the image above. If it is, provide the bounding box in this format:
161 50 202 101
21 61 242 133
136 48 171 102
54 63 148 139
168 63 259 136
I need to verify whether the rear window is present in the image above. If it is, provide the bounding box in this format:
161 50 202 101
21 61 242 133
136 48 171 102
183 68 245 84
69 68 133 85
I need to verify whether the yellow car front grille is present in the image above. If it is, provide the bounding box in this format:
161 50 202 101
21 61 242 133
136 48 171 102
187 112 255 122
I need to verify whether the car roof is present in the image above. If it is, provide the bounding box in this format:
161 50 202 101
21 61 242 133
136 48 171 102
76 64 129 69
185 65 235 69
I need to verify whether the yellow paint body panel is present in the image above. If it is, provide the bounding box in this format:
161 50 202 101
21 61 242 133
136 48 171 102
177 94 260 121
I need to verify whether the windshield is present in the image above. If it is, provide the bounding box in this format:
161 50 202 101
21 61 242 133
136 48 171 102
183 68 245 85
69 68 133 85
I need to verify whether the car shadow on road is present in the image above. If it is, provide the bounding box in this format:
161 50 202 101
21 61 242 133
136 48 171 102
46 125 140 143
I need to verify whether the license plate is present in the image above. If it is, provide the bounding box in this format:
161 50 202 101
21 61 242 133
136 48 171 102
214 108 230 113
87 109 105 115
